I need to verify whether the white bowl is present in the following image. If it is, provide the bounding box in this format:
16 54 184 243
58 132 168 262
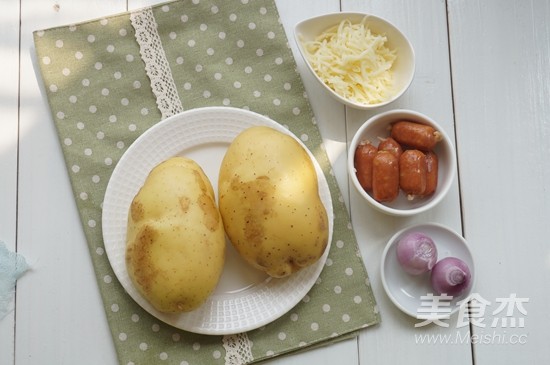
381 223 476 319
294 12 415 109
348 109 456 216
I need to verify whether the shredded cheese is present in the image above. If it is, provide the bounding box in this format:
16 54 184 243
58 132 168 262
301 19 397 105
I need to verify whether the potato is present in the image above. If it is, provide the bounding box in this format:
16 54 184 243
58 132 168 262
126 157 225 313
218 126 329 278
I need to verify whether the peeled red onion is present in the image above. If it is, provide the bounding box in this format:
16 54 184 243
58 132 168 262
396 232 438 275
430 257 471 296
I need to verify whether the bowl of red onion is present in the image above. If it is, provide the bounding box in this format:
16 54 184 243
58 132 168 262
380 223 475 319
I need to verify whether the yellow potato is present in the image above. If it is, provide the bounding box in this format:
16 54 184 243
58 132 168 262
126 157 225 313
218 126 329 278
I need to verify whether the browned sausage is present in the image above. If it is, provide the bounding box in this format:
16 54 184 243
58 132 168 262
372 151 399 202
424 151 438 195
377 137 403 159
399 150 427 199
354 140 378 191
391 121 442 151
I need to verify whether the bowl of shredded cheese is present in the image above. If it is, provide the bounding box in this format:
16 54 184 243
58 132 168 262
294 12 415 109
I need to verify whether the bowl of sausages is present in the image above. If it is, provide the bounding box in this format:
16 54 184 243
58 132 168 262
348 109 456 216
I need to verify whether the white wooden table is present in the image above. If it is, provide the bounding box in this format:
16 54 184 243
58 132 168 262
2 0 549 364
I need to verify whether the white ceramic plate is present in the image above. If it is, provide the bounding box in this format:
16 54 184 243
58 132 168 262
381 223 475 318
102 107 333 335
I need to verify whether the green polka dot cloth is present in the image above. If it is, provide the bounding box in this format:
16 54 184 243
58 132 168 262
33 0 380 364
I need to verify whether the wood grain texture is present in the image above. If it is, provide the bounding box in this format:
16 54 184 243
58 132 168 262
448 0 550 362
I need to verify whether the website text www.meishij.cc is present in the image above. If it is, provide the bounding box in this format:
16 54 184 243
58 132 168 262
415 330 528 345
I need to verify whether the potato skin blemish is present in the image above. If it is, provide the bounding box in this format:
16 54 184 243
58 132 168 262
126 157 225 313
218 126 329 278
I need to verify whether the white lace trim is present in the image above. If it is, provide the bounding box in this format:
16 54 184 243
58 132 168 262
223 333 254 365
130 7 183 119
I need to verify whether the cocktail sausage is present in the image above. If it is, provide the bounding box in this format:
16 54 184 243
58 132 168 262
354 140 378 191
391 121 442 151
399 149 427 199
377 137 403 159
372 151 399 202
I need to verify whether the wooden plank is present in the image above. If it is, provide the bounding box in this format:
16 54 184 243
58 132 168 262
16 1 126 364
448 0 550 362
340 0 470 364
276 0 350 209
0 1 22 364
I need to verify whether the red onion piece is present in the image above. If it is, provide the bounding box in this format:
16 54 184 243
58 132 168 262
396 232 438 275
430 257 472 297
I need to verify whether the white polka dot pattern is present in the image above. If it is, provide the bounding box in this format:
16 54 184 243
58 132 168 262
32 0 380 363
